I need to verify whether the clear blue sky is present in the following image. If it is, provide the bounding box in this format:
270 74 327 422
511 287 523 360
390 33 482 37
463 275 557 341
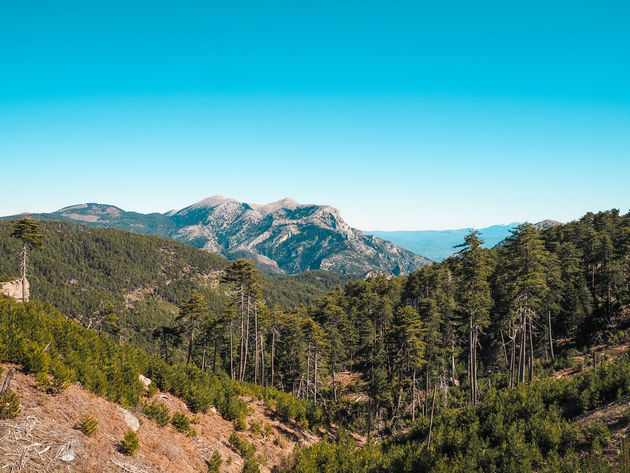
1 0 628 230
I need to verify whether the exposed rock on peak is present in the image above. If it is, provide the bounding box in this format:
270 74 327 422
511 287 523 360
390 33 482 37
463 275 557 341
533 219 562 231
9 197 432 276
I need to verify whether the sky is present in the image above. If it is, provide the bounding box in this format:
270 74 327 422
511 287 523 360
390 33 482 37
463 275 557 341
1 1 628 230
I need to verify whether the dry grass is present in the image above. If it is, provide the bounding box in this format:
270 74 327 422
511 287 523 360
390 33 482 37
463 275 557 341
0 364 317 472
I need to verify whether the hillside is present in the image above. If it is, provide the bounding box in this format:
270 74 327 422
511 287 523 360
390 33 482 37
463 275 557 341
1 364 315 473
0 296 324 472
6 197 432 275
0 220 353 356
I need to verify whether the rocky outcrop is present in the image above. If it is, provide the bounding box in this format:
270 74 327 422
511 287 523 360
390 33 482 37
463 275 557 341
169 196 431 275
9 198 432 275
0 278 29 302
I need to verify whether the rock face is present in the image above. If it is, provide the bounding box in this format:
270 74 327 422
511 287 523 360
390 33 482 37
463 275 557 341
10 198 432 275
0 278 29 302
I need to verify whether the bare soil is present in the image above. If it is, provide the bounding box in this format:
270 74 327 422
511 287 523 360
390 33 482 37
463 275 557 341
0 364 316 473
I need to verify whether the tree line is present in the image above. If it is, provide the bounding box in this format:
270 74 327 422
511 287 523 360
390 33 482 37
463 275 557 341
153 210 630 437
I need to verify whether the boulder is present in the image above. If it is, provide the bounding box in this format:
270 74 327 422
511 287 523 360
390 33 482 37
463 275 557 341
0 278 29 302
118 407 140 432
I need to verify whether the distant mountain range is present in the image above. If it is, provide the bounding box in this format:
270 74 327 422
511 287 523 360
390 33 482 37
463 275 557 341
367 220 561 261
6 197 432 276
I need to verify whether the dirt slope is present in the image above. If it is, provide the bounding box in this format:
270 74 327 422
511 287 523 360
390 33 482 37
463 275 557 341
0 364 316 472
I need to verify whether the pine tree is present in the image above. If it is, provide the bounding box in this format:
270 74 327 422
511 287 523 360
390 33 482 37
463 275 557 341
177 291 209 365
456 230 492 404
504 223 550 385
10 218 44 302
222 259 259 382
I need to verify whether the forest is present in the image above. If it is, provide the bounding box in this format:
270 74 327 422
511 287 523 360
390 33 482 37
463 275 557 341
1 209 630 472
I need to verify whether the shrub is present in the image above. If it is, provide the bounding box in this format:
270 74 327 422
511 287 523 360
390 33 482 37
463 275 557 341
584 421 611 447
235 416 247 431
249 420 263 436
118 430 139 455
49 359 73 393
207 450 222 473
0 389 20 419
171 411 192 433
143 401 171 427
35 372 50 391
77 414 98 436
229 432 257 459
243 459 260 473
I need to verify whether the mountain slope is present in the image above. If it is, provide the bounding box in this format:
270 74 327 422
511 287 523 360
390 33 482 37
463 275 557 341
2 363 315 473
0 220 353 357
8 197 431 275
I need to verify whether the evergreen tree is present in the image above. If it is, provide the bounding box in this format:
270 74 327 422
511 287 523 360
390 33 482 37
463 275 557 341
504 223 550 385
222 259 259 381
456 230 492 404
177 291 209 365
10 218 44 302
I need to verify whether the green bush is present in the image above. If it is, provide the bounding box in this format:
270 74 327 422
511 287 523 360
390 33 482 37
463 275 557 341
78 413 98 436
207 450 222 473
249 420 262 436
118 430 139 455
142 401 171 427
49 358 73 393
171 411 192 434
242 459 260 473
0 389 20 419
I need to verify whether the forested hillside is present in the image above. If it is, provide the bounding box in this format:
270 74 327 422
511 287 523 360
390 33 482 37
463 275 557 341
0 297 323 472
0 220 352 356
275 209 630 471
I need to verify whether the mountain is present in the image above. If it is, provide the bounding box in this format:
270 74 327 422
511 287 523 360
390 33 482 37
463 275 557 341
367 220 562 261
8 197 431 275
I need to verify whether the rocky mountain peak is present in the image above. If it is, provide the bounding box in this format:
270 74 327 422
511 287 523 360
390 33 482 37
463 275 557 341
249 197 300 213
6 196 432 276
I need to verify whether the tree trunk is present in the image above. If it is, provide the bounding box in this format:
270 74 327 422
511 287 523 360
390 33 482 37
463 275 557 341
254 303 259 384
331 347 338 402
271 328 276 387
239 285 245 381
314 348 318 404
0 368 14 397
229 319 234 380
500 330 509 368
547 310 555 360
427 385 437 449
509 324 516 389
450 340 457 382
21 242 27 302
411 369 416 422
260 331 265 386
186 326 195 365
242 291 251 382
528 315 535 382
201 333 207 371
306 341 311 401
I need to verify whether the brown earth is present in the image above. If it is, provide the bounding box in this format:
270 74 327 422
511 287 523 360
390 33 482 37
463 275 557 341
576 394 630 460
0 364 317 473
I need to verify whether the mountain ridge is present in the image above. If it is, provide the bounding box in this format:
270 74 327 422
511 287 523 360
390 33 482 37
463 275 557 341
367 220 562 261
6 197 431 276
